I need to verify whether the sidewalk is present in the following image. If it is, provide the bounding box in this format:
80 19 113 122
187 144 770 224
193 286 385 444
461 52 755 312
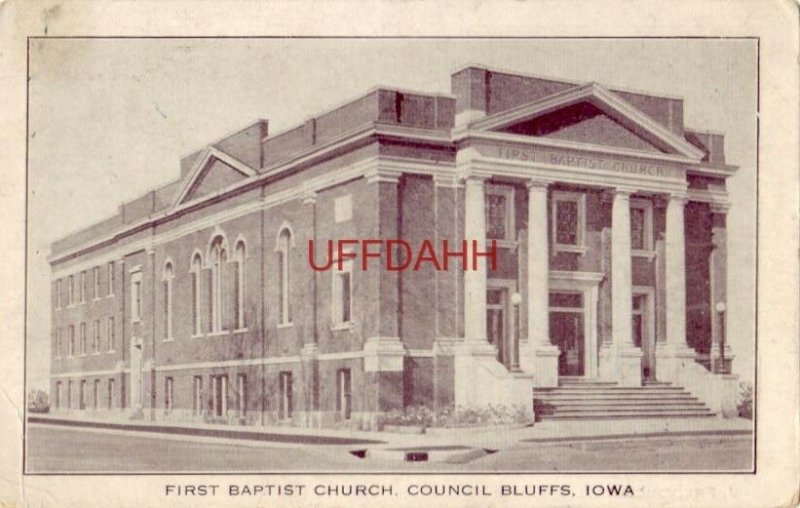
28 412 753 454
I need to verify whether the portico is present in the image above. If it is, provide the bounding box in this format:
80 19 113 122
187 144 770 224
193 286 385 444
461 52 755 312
450 75 737 414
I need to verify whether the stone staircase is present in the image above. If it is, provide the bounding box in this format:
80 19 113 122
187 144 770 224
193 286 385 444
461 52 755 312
532 377 716 421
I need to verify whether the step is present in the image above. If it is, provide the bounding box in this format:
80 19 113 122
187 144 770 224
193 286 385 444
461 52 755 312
534 400 706 407
534 388 689 395
536 405 712 413
537 412 717 420
533 395 699 403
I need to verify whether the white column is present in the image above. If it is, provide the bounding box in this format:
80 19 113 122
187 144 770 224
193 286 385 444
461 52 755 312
655 192 694 385
527 180 551 348
611 188 634 347
522 179 559 387
463 175 488 343
609 187 643 386
665 193 688 348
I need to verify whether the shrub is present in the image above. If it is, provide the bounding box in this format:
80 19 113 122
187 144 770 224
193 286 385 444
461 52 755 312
27 389 50 414
380 404 529 429
737 382 753 420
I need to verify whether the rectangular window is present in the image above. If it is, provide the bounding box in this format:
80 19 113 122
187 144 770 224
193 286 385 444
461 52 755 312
107 316 115 352
336 369 352 421
107 262 115 296
79 322 87 355
108 379 115 409
237 373 247 417
485 185 515 242
93 320 100 353
54 328 62 358
163 279 173 340
67 381 73 409
79 380 87 410
630 199 654 254
192 271 201 335
93 379 99 409
55 382 61 409
165 377 174 412
279 372 292 420
93 266 100 299
212 375 228 417
332 259 352 327
56 279 62 309
193 376 203 416
131 270 142 322
68 275 75 305
68 325 75 356
552 191 587 254
79 271 86 303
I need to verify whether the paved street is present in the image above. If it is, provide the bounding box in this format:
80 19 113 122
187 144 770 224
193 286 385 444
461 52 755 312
26 424 362 473
26 423 753 473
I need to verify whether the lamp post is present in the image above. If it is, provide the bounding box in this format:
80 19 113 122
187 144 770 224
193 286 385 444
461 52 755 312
509 292 523 372
715 301 727 373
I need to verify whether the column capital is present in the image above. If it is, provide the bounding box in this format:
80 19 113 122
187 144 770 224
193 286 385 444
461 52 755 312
460 173 490 185
613 185 638 198
364 167 402 185
433 173 463 188
526 178 554 191
300 190 317 205
667 192 689 205
709 201 731 214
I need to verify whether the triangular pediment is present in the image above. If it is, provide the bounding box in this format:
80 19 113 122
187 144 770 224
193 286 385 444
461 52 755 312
472 83 705 160
173 146 258 207
500 101 663 153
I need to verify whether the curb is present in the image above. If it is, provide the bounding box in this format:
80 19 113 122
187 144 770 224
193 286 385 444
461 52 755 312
27 416 386 446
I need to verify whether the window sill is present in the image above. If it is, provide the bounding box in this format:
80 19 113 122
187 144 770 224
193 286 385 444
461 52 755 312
632 250 657 260
163 337 175 342
206 331 230 338
131 318 141 324
92 297 102 302
553 244 589 255
331 322 354 331
107 350 116 354
277 322 293 330
487 239 516 249
233 328 249 334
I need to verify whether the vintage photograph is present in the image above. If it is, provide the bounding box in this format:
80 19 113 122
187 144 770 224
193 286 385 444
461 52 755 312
25 37 757 474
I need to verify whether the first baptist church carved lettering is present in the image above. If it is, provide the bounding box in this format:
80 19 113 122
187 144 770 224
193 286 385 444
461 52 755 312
496 146 677 178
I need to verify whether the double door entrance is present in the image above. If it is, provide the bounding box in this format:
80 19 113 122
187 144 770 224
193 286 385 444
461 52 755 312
485 275 653 381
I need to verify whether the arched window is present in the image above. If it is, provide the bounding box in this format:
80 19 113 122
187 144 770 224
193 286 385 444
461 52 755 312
191 253 203 336
234 241 246 329
276 227 292 325
162 261 174 340
210 236 227 332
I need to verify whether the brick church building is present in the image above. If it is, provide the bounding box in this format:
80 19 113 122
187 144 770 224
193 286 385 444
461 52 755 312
48 66 740 429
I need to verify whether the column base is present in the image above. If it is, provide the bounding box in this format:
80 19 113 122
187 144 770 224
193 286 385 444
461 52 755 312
519 342 560 387
453 341 534 420
655 343 696 384
532 344 560 388
599 344 643 387
617 346 643 387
